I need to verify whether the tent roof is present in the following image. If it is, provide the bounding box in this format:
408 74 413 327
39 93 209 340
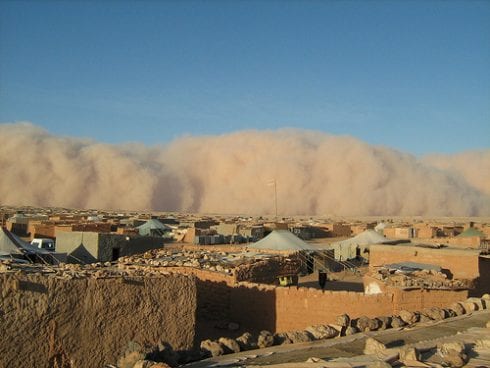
457 227 485 238
333 229 391 247
0 227 52 255
0 227 24 255
137 219 172 231
248 230 316 251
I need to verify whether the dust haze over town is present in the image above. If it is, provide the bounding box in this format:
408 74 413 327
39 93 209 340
1 122 489 217
1 1 490 368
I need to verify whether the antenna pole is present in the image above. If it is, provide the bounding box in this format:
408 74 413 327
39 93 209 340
274 180 278 221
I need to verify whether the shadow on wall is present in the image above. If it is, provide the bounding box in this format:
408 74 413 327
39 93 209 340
299 280 364 292
470 257 490 297
195 279 276 344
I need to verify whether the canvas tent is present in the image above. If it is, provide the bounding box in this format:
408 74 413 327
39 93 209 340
457 227 485 238
0 227 57 262
137 219 173 237
329 229 392 261
248 230 339 275
248 230 317 251
374 222 387 233
0 227 24 256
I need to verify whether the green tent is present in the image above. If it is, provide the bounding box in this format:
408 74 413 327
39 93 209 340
457 228 485 238
137 219 172 237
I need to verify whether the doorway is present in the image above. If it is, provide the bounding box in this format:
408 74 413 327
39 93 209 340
111 247 120 261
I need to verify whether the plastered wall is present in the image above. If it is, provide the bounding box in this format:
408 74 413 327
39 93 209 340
390 287 468 314
0 273 196 368
189 269 468 334
369 245 481 279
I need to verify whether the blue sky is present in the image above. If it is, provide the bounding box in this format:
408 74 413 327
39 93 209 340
1 1 489 155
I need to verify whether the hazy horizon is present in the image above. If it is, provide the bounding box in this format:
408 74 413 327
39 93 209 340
1 122 489 217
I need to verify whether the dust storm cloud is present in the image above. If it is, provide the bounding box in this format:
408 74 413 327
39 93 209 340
1 122 489 216
423 151 490 197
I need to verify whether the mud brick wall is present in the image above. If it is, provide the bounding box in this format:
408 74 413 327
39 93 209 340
0 273 197 368
195 279 469 333
197 279 231 321
273 287 393 332
474 256 490 296
391 287 468 314
234 257 303 284
164 267 235 321
155 266 471 336
369 245 481 280
72 223 113 232
32 223 56 239
230 283 277 333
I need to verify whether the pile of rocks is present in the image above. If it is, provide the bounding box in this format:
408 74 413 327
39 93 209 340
199 326 339 358
198 294 489 360
340 295 489 334
2 249 300 283
372 267 472 290
120 250 243 272
363 326 490 368
0 260 183 280
118 249 297 280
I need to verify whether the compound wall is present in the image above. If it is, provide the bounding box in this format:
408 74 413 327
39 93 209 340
186 268 467 334
391 287 468 314
0 273 196 368
369 245 481 280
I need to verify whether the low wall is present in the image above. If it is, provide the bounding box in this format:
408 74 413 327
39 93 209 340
473 256 490 296
391 287 468 314
0 273 197 368
105 266 471 339
274 287 393 332
191 270 468 334
230 283 277 332
369 245 481 280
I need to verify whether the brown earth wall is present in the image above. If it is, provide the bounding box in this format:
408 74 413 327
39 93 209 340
473 256 490 296
273 287 393 332
108 266 472 340
369 245 481 279
446 236 482 248
0 273 197 368
32 223 56 239
416 226 437 239
230 283 277 332
168 243 248 253
163 267 235 322
185 267 468 334
71 223 113 232
390 287 468 314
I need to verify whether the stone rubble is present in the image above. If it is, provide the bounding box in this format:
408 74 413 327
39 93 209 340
363 337 387 356
0 247 301 287
218 337 241 354
192 294 489 365
437 341 468 368
371 267 473 290
200 339 225 358
3 250 488 367
257 330 275 348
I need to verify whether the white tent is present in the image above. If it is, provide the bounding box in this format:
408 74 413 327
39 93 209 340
248 230 316 251
329 229 391 261
336 229 390 246
374 222 387 233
